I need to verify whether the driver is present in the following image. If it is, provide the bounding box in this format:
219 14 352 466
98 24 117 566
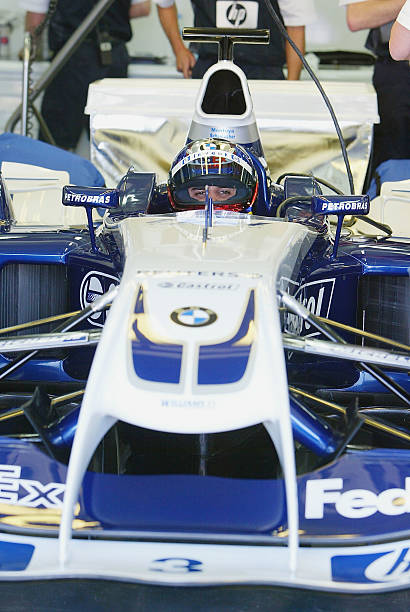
167 138 258 213
187 185 237 203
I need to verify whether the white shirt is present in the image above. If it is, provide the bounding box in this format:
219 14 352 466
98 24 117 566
20 0 147 11
338 0 363 5
397 0 410 29
20 0 317 27
152 0 318 26
278 0 318 26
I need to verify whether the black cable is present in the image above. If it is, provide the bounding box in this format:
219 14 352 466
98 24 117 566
275 195 312 217
31 0 59 42
261 0 355 195
355 214 392 237
275 172 344 195
274 175 391 235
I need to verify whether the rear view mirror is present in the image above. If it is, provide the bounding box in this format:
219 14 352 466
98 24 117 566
62 186 119 254
312 194 370 260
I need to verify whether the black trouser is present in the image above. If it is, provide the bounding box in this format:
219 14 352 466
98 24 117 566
371 58 410 172
40 40 129 150
192 56 285 80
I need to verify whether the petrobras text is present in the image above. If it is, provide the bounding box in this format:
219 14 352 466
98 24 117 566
62 186 119 208
312 195 370 215
321 201 368 212
64 193 111 205
305 478 410 519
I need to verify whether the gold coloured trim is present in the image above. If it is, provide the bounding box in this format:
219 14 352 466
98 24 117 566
289 386 410 443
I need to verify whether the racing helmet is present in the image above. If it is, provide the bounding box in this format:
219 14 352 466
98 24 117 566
168 138 258 212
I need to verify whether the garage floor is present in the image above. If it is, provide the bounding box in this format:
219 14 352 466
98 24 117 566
0 581 409 612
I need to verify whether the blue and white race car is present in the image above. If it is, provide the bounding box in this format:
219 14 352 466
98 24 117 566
0 26 409 594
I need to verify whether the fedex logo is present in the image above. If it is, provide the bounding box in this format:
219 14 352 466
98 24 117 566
0 465 65 509
305 478 410 519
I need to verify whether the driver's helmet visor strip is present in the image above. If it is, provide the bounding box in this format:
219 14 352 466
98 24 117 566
172 150 254 206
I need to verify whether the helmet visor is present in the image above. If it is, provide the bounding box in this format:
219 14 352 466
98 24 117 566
171 148 255 207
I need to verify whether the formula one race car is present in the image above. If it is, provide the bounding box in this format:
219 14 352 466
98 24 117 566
0 26 409 596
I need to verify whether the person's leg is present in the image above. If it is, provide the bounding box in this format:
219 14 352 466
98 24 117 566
372 60 410 171
79 42 129 141
40 43 101 150
106 41 129 78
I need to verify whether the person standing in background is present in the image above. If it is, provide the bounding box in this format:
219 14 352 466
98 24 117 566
339 0 410 174
389 0 410 59
153 1 318 80
21 0 151 151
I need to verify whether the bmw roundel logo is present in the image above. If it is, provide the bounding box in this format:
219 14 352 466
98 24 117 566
170 306 217 327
